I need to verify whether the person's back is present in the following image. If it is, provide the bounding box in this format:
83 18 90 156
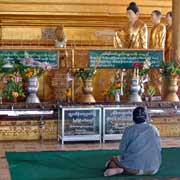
120 122 161 173
104 106 161 176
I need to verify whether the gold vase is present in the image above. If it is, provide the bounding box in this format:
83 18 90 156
79 78 96 103
165 76 179 102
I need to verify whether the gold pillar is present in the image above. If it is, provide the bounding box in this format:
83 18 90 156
172 0 180 63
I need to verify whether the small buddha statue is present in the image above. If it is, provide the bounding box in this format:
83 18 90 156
55 25 66 48
114 2 148 49
149 10 166 49
165 11 172 61
54 25 68 67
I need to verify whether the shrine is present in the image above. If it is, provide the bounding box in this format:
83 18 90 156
1 1 180 180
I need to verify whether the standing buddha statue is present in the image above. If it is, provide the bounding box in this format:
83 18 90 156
149 10 166 97
114 2 148 49
149 10 166 49
55 25 66 48
165 12 172 61
54 25 68 67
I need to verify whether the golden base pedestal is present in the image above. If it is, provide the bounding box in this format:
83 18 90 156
165 77 180 102
152 116 180 136
78 78 96 103
0 116 180 141
165 93 180 102
0 120 58 141
78 94 96 103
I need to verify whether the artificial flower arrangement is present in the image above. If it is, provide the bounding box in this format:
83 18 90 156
74 67 96 81
20 57 52 78
133 58 151 79
0 55 52 101
161 61 180 77
2 74 25 100
102 83 122 98
73 67 97 103
108 80 125 97
0 59 25 100
132 58 152 96
103 69 126 99
74 57 100 81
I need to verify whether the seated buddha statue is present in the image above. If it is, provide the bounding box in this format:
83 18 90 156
149 10 166 49
165 11 172 61
114 2 148 49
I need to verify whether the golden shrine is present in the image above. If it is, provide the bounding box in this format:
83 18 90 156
1 0 180 141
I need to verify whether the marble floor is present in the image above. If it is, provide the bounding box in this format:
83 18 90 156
1 137 180 180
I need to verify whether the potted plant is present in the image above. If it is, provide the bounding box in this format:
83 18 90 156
161 61 180 77
74 67 96 103
146 86 156 102
161 61 180 102
75 67 96 81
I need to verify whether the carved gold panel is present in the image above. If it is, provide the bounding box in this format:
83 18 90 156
0 120 58 141
152 116 180 137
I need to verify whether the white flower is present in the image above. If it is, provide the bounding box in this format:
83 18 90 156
143 58 151 70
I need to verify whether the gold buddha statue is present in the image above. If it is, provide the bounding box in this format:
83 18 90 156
165 12 172 61
55 25 66 48
114 2 148 49
54 25 68 67
149 10 166 49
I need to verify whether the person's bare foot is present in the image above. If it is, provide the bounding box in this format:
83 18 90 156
104 168 124 176
105 159 111 169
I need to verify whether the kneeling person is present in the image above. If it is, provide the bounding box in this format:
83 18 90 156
104 107 161 176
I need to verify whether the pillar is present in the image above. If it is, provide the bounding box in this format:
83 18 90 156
172 0 180 63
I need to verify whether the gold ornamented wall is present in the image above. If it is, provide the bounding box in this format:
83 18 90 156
0 0 172 101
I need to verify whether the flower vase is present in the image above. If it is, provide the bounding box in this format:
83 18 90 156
129 77 142 103
26 76 40 103
115 90 121 102
79 78 96 103
165 76 179 102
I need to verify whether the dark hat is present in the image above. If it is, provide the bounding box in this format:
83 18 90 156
127 2 139 14
166 11 172 17
133 107 147 124
152 10 162 17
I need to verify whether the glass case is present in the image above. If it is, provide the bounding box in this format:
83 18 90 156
59 106 101 144
103 106 135 142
